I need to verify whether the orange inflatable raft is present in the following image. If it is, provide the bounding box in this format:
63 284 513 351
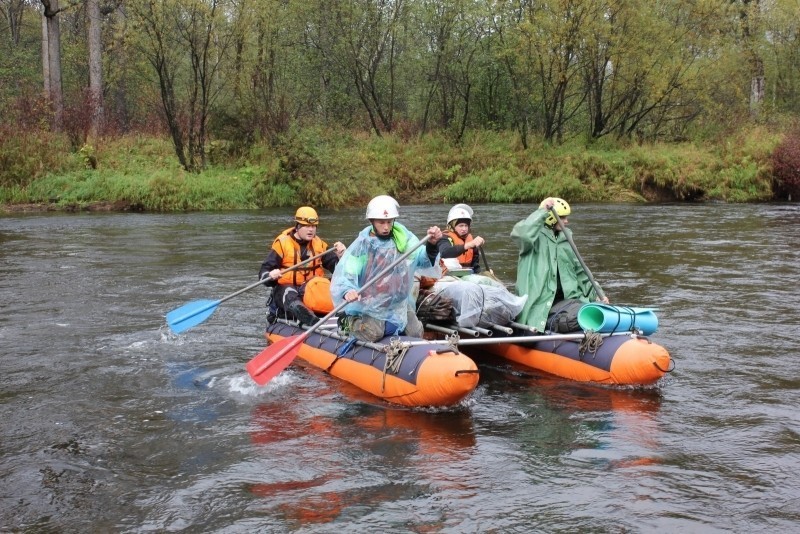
474 332 672 386
265 319 480 407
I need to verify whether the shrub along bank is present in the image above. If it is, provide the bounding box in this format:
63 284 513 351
0 126 788 213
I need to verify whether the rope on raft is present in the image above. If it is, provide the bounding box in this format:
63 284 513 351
383 337 411 392
578 330 604 359
272 318 428 388
653 357 676 373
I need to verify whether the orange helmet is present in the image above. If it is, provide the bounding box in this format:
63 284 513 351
295 206 319 226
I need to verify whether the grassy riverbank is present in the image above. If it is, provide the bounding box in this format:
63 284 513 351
0 126 785 213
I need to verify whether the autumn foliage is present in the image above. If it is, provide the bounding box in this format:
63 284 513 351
771 130 800 199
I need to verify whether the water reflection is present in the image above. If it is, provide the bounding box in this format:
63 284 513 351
477 359 664 475
249 400 476 524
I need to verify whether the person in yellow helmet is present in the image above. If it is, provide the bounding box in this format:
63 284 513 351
511 197 609 333
259 206 346 325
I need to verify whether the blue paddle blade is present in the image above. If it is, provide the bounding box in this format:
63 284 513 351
166 299 220 334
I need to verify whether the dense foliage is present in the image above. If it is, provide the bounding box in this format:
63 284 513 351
0 127 780 211
771 129 800 200
1 0 799 207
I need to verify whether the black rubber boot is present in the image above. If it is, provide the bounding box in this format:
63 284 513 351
287 300 320 326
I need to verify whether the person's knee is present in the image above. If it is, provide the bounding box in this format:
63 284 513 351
281 287 300 307
349 316 385 343
405 310 423 338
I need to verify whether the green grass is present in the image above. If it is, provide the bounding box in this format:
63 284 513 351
0 125 784 211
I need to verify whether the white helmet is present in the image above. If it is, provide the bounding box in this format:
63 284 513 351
447 203 473 226
366 195 400 220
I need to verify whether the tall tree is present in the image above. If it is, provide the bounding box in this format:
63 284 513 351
40 0 64 130
106 1 131 131
328 0 407 136
87 0 103 138
525 0 589 142
763 0 800 113
417 0 484 141
735 0 765 117
1 0 26 45
490 0 532 148
580 0 724 141
130 0 241 171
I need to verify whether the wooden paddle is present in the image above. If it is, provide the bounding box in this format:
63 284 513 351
549 207 607 302
477 245 504 283
246 235 432 385
477 245 493 274
166 248 334 334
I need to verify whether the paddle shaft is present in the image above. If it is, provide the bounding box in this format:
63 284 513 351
251 235 432 377
549 207 607 302
280 318 630 350
401 331 629 347
166 248 336 333
478 246 493 274
226 248 334 304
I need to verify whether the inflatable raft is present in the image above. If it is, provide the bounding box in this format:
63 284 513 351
424 323 672 386
265 319 480 407
479 332 672 386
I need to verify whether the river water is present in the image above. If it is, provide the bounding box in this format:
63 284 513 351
1 203 798 532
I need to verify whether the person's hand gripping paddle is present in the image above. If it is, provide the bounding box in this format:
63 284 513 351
549 207 607 302
166 249 333 334
245 236 431 385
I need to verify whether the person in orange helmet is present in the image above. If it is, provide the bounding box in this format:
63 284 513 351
259 206 345 325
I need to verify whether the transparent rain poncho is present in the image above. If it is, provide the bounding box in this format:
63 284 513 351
331 222 441 331
432 275 528 328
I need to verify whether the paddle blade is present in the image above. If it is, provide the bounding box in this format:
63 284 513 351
166 299 220 334
246 336 303 385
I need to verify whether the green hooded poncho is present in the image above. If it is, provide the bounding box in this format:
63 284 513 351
510 207 601 331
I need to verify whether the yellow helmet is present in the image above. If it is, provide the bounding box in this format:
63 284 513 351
542 197 571 226
295 206 319 226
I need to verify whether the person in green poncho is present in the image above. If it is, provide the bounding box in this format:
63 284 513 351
511 197 609 333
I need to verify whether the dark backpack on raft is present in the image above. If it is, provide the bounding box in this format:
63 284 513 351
416 289 456 324
546 299 584 333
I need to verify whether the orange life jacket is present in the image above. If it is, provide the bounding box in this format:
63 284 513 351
272 227 328 286
441 230 474 272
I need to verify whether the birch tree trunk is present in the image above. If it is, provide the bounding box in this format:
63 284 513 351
88 0 104 138
41 0 63 131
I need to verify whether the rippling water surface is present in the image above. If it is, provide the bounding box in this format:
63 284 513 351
1 203 799 532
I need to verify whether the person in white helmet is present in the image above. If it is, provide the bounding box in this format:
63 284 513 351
259 206 346 325
437 203 485 274
330 195 443 342
511 197 609 333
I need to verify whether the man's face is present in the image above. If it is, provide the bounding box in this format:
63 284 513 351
295 224 318 241
371 219 394 237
